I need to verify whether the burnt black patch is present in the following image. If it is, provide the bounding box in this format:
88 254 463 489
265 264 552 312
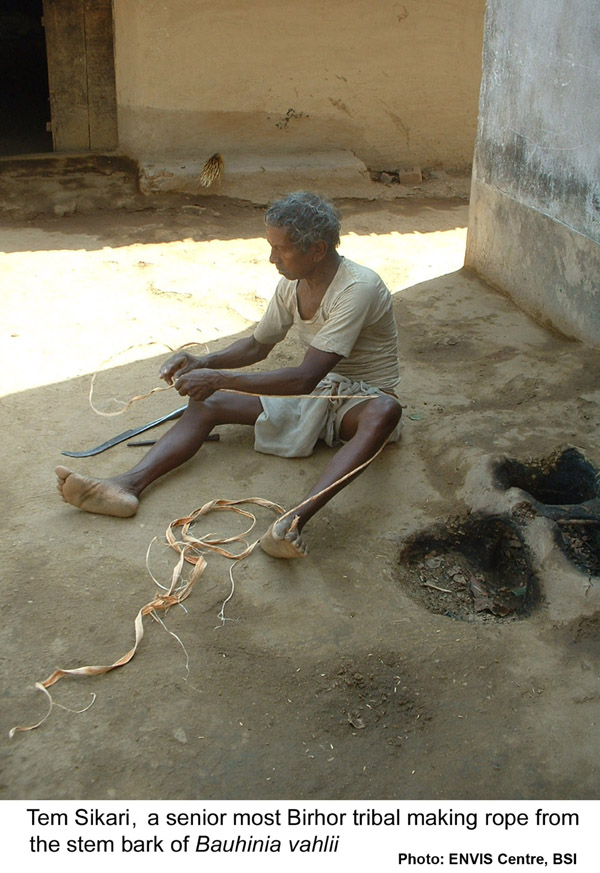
492 447 600 576
493 446 599 506
557 520 600 577
398 515 538 620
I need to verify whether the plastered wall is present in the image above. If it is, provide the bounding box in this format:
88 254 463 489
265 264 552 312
112 0 485 171
466 0 600 346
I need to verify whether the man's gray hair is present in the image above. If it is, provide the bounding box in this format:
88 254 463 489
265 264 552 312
265 191 341 252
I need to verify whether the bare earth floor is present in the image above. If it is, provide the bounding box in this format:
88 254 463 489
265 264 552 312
1 197 598 800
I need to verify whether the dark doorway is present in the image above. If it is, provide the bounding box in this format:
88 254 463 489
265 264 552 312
0 0 53 155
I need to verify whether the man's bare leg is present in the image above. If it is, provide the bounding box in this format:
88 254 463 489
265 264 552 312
56 393 263 517
260 396 401 558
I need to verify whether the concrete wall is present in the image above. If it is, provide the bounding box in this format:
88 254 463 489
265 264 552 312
112 0 484 171
465 0 600 347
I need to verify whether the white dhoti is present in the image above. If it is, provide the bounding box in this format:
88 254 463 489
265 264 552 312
254 374 402 458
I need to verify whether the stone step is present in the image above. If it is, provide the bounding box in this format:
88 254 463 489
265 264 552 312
138 150 378 204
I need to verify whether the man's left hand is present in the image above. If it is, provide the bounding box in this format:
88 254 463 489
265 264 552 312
173 369 223 401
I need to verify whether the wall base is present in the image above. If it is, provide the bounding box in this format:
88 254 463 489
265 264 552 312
466 178 600 347
137 150 471 205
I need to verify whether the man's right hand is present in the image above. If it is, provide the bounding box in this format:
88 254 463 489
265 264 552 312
159 351 201 385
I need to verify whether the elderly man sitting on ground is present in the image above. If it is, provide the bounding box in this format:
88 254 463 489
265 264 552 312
56 191 402 558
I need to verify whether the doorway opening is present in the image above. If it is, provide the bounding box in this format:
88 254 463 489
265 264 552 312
0 0 52 156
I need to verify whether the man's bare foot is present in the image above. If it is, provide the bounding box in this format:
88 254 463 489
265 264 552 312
259 514 307 559
55 466 139 518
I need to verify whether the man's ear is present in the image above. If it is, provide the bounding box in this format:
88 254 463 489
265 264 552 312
312 240 329 262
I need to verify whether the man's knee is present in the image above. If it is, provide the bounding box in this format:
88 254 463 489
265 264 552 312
339 395 401 442
374 396 402 432
361 396 402 437
198 392 264 427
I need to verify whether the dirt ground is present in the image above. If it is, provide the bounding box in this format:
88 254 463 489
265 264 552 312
1 196 599 800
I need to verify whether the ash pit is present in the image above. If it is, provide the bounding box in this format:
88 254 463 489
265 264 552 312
493 446 599 506
493 447 600 577
557 521 600 577
399 515 538 620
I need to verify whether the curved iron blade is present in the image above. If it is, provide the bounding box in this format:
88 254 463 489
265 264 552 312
61 406 188 457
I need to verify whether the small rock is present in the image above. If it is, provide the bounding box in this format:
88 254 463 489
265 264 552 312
428 170 450 180
399 166 422 186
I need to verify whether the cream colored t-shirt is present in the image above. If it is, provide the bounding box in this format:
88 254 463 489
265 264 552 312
253 257 400 390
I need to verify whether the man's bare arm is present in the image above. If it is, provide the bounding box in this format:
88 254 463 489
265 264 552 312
159 336 274 385
172 346 343 402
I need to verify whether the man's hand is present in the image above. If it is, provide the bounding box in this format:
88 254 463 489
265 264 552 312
173 368 223 402
159 351 201 385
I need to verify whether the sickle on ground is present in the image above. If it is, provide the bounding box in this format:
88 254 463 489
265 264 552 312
61 406 219 458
